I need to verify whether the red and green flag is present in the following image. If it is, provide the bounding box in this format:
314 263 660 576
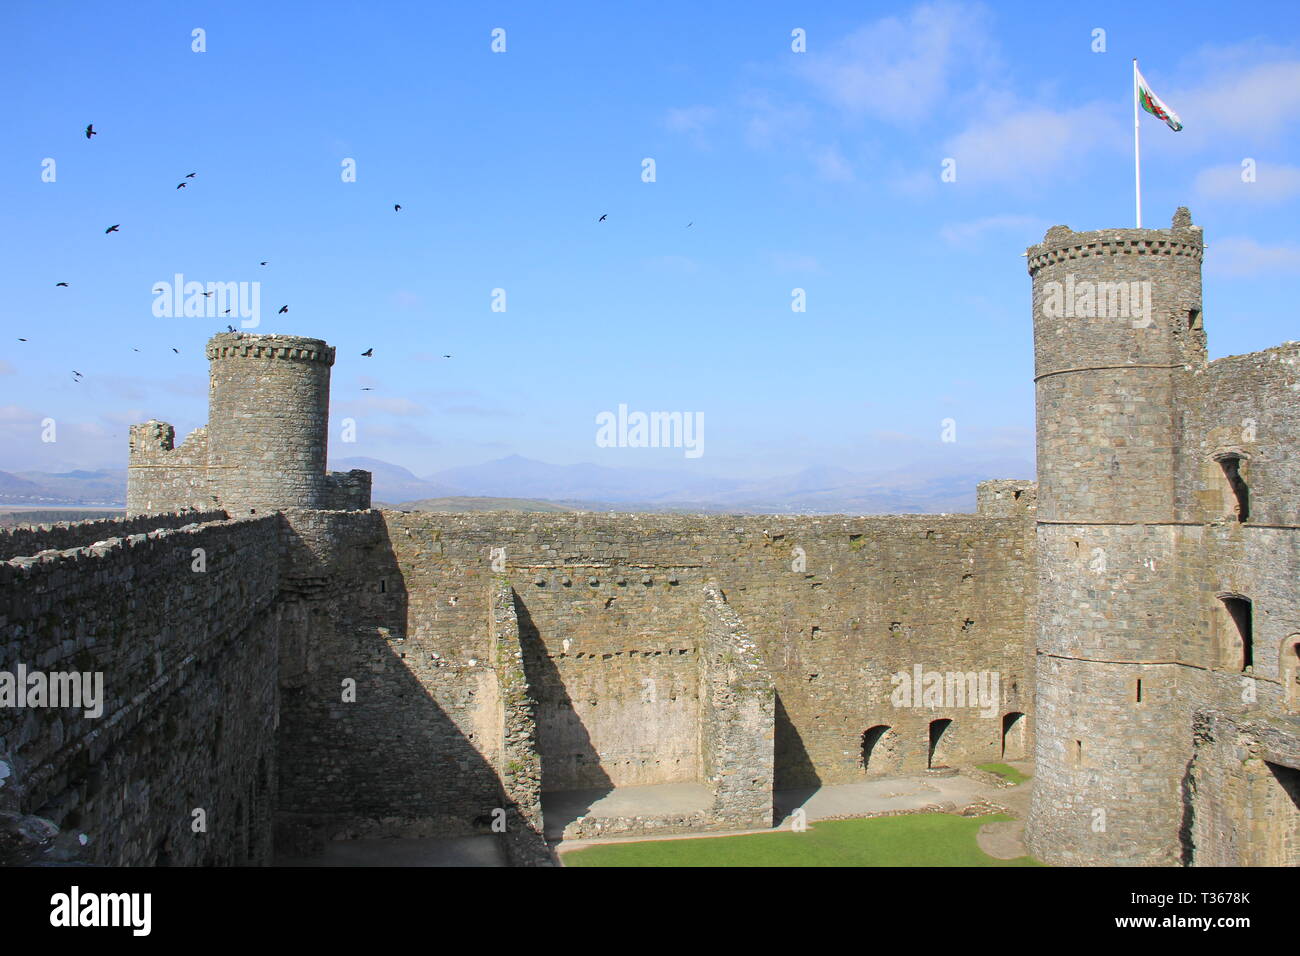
1136 65 1183 131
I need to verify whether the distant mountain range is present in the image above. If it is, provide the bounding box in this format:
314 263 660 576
0 469 129 508
0 454 1033 515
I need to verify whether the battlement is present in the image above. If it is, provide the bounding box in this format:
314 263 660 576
1026 207 1204 276
206 332 335 366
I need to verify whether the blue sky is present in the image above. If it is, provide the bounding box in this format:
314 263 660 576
4 1 1299 482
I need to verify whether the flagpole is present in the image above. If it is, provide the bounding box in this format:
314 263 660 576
1133 58 1142 227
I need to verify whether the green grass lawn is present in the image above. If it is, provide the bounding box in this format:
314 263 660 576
976 763 1032 785
561 813 1043 867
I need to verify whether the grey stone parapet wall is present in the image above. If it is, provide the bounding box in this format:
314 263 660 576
700 584 775 830
127 422 213 516
325 470 373 511
1188 709 1300 866
205 332 335 514
488 580 550 865
0 508 226 562
976 480 1037 517
0 514 281 865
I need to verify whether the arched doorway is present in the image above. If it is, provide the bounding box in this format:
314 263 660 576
1282 635 1300 715
1001 712 1026 759
928 718 953 768
861 724 901 774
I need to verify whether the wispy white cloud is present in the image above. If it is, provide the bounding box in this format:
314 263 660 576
1194 161 1300 202
942 102 1124 186
795 1 999 123
939 214 1049 247
664 105 716 134
765 252 824 274
1205 236 1300 277
334 396 428 417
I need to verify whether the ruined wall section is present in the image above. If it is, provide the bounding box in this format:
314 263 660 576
324 469 373 511
489 581 549 865
0 515 281 866
1188 709 1300 866
380 509 1034 795
0 508 226 562
273 509 506 848
126 421 212 516
700 585 774 829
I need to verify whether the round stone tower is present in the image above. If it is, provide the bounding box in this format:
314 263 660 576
205 332 335 513
1023 208 1206 866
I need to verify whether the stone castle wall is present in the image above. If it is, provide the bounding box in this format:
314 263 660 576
1024 210 1300 867
0 509 226 562
0 515 282 865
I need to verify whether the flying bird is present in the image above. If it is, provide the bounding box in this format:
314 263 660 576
185 173 196 178
361 348 373 357
201 291 213 297
443 355 452 358
72 371 82 377
55 282 68 287
598 214 607 222
171 348 179 353
260 261 268 266
227 325 236 332
223 309 232 315
394 204 401 212
686 222 693 228
84 124 96 139
177 182 187 189
278 305 288 314
17 338 27 342
105 224 120 234
361 387 374 391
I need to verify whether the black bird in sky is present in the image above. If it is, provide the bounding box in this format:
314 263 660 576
72 371 83 378
361 387 374 391
55 282 68 287
201 291 213 297
227 325 235 332
394 204 401 212
687 222 693 227
443 354 452 358
84 124 96 139
185 173 196 178
177 182 187 189
361 348 373 357
598 214 607 222
105 224 120 234
260 261 268 266
223 309 232 315
17 338 27 342
171 348 179 353
278 305 288 314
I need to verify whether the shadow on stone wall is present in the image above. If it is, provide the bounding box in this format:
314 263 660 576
773 691 820 809
514 598 613 828
275 514 529 859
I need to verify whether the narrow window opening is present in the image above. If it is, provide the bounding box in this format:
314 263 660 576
927 718 953 769
379 578 386 594
1219 456 1250 521
1188 308 1203 330
1073 740 1083 767
1220 596 1254 671
1135 678 1143 703
861 725 896 772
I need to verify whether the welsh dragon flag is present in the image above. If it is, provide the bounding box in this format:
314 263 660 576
1136 65 1183 131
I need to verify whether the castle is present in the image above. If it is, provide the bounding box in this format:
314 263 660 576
1 209 1296 866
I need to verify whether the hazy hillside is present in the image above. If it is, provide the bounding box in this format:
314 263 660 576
0 454 1032 515
390 496 577 513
